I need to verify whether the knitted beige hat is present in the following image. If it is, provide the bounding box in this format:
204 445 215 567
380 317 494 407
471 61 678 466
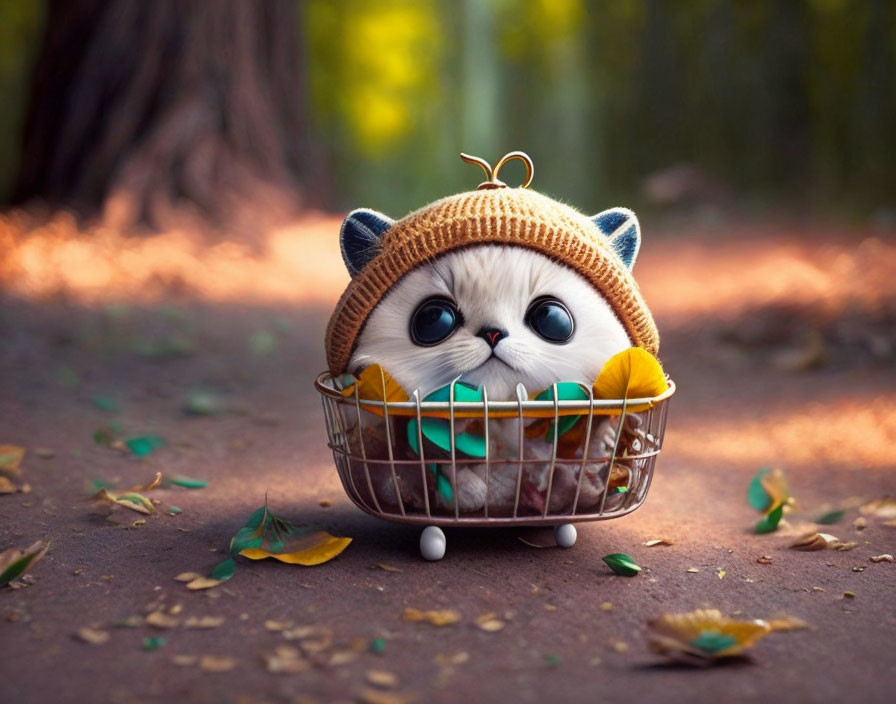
325 153 659 374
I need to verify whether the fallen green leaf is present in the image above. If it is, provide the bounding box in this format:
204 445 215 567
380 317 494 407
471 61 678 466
755 503 784 534
229 501 351 566
125 436 166 457
747 468 773 512
602 553 642 577
184 389 222 416
0 541 48 587
168 506 183 515
249 329 278 356
91 396 120 412
170 476 208 490
691 631 738 653
210 557 236 581
816 509 845 525
142 636 167 651
369 637 386 655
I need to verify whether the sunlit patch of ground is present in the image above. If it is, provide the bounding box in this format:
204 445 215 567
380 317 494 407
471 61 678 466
0 209 350 305
1 210 894 318
666 397 896 470
636 224 895 321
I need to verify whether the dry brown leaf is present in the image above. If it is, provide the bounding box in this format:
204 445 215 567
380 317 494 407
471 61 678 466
544 604 557 611
130 471 163 492
328 650 357 666
843 591 856 598
174 572 204 582
403 607 460 627
609 639 629 653
199 655 237 672
264 646 309 674
860 498 896 520
644 538 674 547
358 689 418 704
517 537 551 549
870 554 894 563
686 567 700 573
185 576 224 591
171 655 198 666
853 517 867 531
600 601 614 611
434 651 469 667
376 563 403 573
35 448 55 459
145 610 179 629
474 613 505 632
367 670 398 688
76 627 110 645
789 532 840 551
318 499 332 508
184 616 224 629
0 477 16 494
767 616 810 631
264 619 294 631
94 488 154 515
756 555 773 564
835 541 858 551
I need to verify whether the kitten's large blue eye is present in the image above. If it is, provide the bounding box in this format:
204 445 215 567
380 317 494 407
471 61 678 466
410 297 461 346
526 297 574 343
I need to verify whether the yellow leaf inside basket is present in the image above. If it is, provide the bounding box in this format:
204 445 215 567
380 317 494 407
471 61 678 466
341 364 408 414
593 348 669 405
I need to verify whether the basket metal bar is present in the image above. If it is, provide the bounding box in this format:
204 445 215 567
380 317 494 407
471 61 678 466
513 383 527 518
570 384 596 516
449 382 459 520
316 373 675 410
353 382 383 515
412 390 432 519
482 384 490 519
377 367 405 517
598 394 629 516
541 382 561 518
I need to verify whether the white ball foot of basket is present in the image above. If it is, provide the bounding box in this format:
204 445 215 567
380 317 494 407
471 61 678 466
420 526 447 561
554 523 577 548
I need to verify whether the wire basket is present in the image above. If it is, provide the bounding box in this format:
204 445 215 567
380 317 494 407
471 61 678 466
316 372 674 558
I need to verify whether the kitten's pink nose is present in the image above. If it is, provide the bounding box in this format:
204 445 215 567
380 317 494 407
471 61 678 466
477 327 507 348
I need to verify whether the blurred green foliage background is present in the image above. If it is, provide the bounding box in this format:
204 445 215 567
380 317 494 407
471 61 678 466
2 0 894 217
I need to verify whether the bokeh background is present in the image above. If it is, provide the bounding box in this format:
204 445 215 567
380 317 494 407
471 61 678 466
1 2 895 703
2 0 895 220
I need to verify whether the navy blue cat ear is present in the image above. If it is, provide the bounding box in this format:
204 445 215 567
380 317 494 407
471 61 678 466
591 207 641 270
340 208 394 277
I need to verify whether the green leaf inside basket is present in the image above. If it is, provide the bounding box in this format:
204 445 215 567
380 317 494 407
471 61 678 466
536 382 589 442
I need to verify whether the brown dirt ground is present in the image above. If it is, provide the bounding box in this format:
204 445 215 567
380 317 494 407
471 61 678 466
1 211 895 704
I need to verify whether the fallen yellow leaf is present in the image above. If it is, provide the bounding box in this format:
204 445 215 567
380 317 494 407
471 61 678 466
239 534 352 566
403 607 460 626
0 445 25 476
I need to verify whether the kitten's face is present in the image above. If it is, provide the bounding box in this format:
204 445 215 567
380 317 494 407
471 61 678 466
350 245 631 400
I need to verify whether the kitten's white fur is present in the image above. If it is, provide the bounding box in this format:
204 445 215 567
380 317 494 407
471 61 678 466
350 245 631 400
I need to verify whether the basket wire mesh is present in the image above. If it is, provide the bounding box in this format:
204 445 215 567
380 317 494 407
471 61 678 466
316 372 674 527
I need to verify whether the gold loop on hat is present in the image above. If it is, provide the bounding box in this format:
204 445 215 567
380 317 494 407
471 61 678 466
460 151 534 190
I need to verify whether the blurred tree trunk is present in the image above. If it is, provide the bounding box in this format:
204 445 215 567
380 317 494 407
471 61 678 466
14 0 311 230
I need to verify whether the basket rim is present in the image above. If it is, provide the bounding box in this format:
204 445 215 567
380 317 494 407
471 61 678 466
314 371 675 412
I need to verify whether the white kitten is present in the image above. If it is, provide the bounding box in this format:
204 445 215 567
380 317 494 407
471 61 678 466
350 245 632 400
